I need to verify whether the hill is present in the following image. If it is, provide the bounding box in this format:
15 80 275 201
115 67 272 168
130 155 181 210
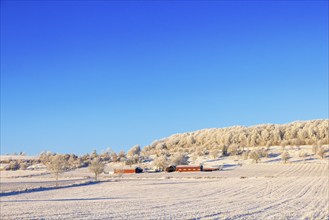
141 119 328 156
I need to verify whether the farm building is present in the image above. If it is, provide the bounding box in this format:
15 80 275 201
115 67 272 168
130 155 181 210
176 165 203 172
165 166 176 172
114 167 143 174
202 167 220 172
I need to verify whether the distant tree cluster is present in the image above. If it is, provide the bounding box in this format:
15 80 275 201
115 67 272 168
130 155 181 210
141 119 328 157
152 152 189 170
0 158 41 171
40 151 108 184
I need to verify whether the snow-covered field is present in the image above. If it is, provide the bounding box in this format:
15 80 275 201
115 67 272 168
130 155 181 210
1 160 328 219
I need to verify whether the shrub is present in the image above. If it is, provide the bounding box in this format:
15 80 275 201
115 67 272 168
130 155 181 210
39 151 54 165
228 145 240 156
196 148 204 156
19 161 28 170
281 151 290 164
298 150 308 161
100 152 111 162
80 154 91 165
111 153 118 162
317 147 326 159
133 154 140 163
118 151 126 161
9 160 20 170
209 149 219 159
125 158 134 166
280 141 287 151
242 150 250 160
249 150 261 163
259 148 269 158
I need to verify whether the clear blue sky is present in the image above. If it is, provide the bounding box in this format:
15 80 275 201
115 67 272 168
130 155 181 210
1 1 328 155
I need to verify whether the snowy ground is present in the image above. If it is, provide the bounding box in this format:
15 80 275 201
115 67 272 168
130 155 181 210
0 146 328 219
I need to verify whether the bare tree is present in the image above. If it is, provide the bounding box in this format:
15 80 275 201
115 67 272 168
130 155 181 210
89 157 105 181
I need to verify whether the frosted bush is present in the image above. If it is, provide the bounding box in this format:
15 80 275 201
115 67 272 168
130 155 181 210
249 151 261 163
281 151 290 164
317 147 326 159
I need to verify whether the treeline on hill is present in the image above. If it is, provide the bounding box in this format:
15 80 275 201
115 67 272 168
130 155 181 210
141 119 328 156
1 119 328 171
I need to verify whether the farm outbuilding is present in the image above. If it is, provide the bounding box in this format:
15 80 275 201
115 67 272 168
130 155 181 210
176 165 203 172
165 166 176 172
202 167 220 172
114 167 143 174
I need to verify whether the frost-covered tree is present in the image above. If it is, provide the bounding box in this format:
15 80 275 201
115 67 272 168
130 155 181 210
118 150 126 162
249 150 261 163
153 155 169 171
299 150 308 161
39 151 55 165
242 150 250 160
46 154 68 187
111 152 118 162
228 145 240 156
89 157 105 181
191 153 198 164
170 153 189 166
127 145 141 157
126 145 141 164
281 151 290 164
317 147 326 159
209 149 220 159
141 119 328 158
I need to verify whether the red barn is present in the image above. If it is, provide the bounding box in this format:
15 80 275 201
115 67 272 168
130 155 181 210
176 165 203 172
114 167 143 174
